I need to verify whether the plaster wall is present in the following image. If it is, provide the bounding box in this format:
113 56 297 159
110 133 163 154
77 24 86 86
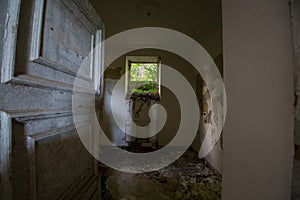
222 0 294 199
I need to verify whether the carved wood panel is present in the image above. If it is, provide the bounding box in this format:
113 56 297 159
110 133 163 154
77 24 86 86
0 0 104 199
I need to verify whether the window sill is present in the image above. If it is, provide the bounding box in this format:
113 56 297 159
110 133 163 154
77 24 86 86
127 92 160 101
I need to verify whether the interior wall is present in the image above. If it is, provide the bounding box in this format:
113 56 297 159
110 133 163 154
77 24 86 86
291 0 300 146
101 17 224 171
102 49 200 148
222 0 294 199
94 0 224 173
103 47 224 174
198 8 224 172
290 0 300 198
197 7 223 60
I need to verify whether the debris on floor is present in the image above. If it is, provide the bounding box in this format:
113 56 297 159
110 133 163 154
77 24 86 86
100 148 222 200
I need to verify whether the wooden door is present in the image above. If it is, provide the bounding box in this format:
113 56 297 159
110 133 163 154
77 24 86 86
0 0 104 199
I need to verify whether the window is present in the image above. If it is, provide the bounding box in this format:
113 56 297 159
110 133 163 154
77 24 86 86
125 56 161 99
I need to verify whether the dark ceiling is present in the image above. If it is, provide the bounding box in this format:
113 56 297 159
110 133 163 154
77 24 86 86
90 0 221 40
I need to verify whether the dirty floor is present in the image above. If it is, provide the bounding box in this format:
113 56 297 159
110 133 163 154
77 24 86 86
100 148 221 200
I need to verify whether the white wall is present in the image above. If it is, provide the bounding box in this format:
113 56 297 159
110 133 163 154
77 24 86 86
103 49 200 148
222 0 294 199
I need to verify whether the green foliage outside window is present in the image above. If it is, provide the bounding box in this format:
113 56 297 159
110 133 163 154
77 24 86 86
129 63 158 94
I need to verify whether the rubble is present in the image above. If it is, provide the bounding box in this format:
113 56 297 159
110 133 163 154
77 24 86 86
100 148 221 200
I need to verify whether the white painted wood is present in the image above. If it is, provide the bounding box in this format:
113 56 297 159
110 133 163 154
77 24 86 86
26 136 36 200
0 0 21 198
0 0 105 199
0 112 12 200
29 0 103 82
94 30 101 92
100 25 105 97
91 34 95 82
29 0 45 61
1 0 21 83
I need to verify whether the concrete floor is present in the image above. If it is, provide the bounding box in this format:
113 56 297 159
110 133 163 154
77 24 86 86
100 148 221 200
